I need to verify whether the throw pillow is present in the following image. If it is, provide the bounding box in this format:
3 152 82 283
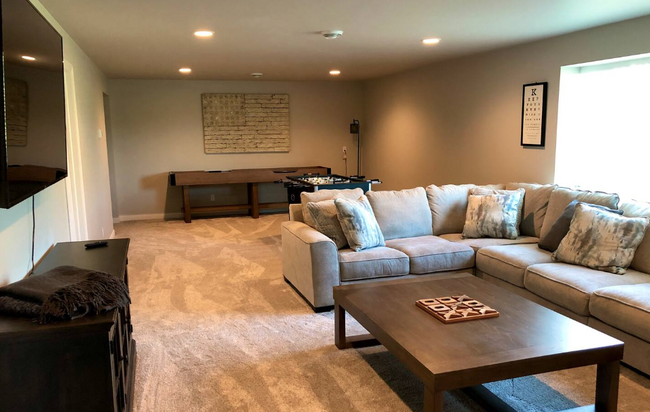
619 199 650 273
540 187 619 240
538 200 623 252
506 183 557 237
469 187 526 231
426 183 505 235
553 203 649 274
305 200 348 249
462 191 524 239
300 188 364 228
334 196 385 252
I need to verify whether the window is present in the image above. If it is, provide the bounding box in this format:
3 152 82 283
555 54 650 202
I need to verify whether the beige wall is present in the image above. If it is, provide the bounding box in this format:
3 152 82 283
363 15 650 191
107 80 363 220
0 0 112 284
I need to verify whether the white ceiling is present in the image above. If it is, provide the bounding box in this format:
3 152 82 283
40 0 650 81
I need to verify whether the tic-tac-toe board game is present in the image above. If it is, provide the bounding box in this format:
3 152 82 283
416 295 499 324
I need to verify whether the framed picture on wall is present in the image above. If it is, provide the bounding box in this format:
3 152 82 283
520 82 548 147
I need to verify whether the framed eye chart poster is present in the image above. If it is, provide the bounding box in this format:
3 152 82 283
520 82 548 147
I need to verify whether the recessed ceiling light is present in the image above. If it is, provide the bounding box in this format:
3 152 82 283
422 38 441 45
322 30 344 40
329 70 341 75
194 30 214 38
21 55 36 61
179 67 192 74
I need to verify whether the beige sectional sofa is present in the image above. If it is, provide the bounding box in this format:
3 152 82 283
281 183 650 375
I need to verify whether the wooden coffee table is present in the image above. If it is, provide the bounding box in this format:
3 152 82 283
333 273 624 412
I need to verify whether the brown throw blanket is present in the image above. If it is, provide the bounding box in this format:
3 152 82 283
0 266 130 323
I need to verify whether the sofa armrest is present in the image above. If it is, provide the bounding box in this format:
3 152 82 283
289 203 304 222
281 221 339 309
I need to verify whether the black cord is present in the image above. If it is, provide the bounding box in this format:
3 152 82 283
30 195 35 275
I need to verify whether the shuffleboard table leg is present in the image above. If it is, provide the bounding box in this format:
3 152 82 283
596 361 620 412
182 185 192 223
424 387 443 412
248 183 259 219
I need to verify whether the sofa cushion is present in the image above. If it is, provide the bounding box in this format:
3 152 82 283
439 233 539 252
477 244 553 287
385 236 474 274
426 184 505 235
301 188 364 228
335 196 385 252
462 189 525 239
552 204 649 274
524 263 650 316
589 284 650 343
539 187 619 240
506 183 557 237
338 247 410 282
619 199 650 274
366 187 432 241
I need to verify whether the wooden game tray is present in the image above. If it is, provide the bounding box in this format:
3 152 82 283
416 295 499 324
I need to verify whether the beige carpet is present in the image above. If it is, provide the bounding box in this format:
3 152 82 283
116 214 650 412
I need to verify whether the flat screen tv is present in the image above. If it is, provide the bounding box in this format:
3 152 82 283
0 0 66 209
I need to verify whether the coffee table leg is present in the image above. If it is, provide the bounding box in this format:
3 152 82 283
335 303 346 349
424 387 443 411
596 361 620 412
334 302 381 349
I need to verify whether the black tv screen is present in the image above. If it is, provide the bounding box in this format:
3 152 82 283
0 0 66 209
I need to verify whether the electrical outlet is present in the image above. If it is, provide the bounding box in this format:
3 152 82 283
102 227 105 237
210 194 216 201
98 129 103 139
342 146 347 160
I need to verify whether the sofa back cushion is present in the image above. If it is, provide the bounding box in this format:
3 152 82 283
506 182 556 237
539 187 620 240
426 183 505 235
366 187 432 240
301 188 364 228
619 199 650 273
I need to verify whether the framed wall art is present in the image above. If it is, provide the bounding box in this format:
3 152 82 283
520 82 548 147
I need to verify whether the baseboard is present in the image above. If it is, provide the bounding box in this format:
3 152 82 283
115 212 184 222
115 209 285 223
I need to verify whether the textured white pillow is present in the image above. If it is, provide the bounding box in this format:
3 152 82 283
462 190 524 239
553 203 649 274
334 196 385 252
306 200 347 249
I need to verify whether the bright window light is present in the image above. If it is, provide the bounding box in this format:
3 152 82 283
555 55 650 202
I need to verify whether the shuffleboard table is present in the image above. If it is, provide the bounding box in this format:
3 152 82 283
169 166 330 223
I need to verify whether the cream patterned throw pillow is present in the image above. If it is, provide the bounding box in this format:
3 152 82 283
553 203 650 274
462 189 524 239
306 200 348 249
334 196 385 252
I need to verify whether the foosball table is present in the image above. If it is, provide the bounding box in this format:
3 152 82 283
282 174 381 204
